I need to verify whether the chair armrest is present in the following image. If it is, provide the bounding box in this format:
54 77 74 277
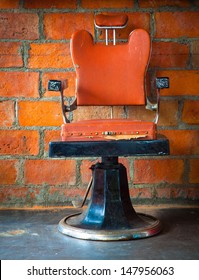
48 80 77 123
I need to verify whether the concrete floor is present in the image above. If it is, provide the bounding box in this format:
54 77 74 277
0 206 199 260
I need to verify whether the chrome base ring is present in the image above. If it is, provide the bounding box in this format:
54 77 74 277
58 212 162 241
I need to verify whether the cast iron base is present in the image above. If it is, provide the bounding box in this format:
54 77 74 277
58 157 162 241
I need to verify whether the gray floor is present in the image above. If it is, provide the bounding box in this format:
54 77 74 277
0 206 199 260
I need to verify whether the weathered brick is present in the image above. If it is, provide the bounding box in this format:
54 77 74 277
133 159 184 184
44 130 61 152
112 106 126 119
24 159 76 185
73 106 111 122
128 101 178 126
0 13 39 40
129 187 152 199
159 130 199 155
182 100 199 124
150 42 189 68
48 186 85 206
155 187 199 200
18 101 63 126
189 159 199 184
0 160 18 185
139 0 191 8
80 159 98 184
0 101 15 127
185 188 199 200
44 13 94 40
28 43 72 69
0 72 39 98
24 0 77 9
156 70 199 96
0 0 19 8
0 186 30 207
155 12 199 38
0 42 23 67
0 130 39 155
42 72 76 97
192 41 199 68
81 0 134 8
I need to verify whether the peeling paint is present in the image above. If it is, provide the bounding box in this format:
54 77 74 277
0 229 27 237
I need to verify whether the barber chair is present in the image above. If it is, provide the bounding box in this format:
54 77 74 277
49 14 169 241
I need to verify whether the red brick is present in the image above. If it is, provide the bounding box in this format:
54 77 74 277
160 130 199 155
133 159 184 184
0 13 39 40
112 106 126 118
150 42 189 68
24 159 76 185
24 0 77 9
0 187 30 207
185 187 199 200
0 101 15 127
0 42 23 67
0 0 19 8
80 159 98 184
155 187 199 200
81 0 134 8
128 100 178 126
44 130 61 152
48 186 86 205
73 106 111 122
18 101 63 127
28 43 72 69
129 187 152 199
0 130 39 155
182 100 199 124
44 13 94 40
155 12 199 38
139 0 191 8
42 72 76 97
189 159 199 184
192 41 199 68
0 160 18 185
0 72 39 98
156 70 199 96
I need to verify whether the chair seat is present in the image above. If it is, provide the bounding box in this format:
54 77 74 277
61 119 156 141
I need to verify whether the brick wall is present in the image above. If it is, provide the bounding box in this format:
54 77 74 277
0 0 199 208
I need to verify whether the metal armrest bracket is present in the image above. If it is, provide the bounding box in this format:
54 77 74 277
48 80 77 123
146 77 169 124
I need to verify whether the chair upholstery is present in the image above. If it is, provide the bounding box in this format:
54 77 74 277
61 27 156 141
71 29 150 105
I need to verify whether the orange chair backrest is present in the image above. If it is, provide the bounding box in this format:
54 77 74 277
71 29 151 106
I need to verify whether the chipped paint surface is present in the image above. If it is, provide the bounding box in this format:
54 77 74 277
0 229 27 237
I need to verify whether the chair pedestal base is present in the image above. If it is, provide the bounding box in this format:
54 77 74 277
58 156 162 241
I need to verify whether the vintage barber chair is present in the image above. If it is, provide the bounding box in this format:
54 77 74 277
49 14 169 241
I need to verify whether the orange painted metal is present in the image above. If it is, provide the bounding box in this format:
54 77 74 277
71 28 151 106
95 14 128 27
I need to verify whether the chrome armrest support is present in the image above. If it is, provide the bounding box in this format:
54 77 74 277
48 80 77 124
146 77 169 124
